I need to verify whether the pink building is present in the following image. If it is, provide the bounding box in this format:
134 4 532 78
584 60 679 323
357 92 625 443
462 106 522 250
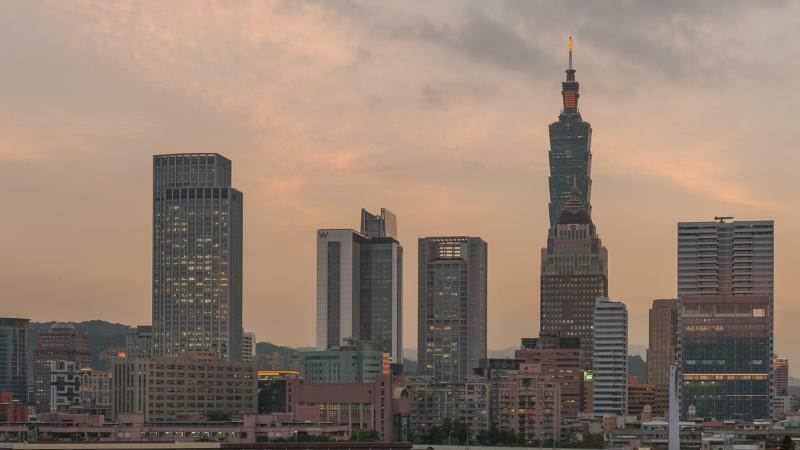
498 363 561 443
287 374 410 442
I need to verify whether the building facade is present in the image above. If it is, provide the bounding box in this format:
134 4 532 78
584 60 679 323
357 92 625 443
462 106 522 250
50 361 82 412
316 209 403 362
301 343 385 383
0 318 28 402
677 219 774 420
647 299 677 417
32 323 91 411
406 377 490 437
418 236 488 382
627 376 656 417
774 357 789 397
241 331 255 364
474 358 521 426
497 363 561 443
124 325 153 360
286 374 410 442
678 295 772 421
152 153 243 361
112 352 257 422
592 297 628 417
79 368 112 418
516 335 586 418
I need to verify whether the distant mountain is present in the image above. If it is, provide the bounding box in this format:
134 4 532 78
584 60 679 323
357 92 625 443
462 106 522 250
255 341 301 363
27 320 134 369
628 355 647 383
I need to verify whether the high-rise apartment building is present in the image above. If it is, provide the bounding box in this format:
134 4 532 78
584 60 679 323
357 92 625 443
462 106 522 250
647 299 677 416
316 209 403 362
152 153 243 361
0 318 28 402
32 323 91 411
407 377 490 437
474 358 521 426
418 236 487 382
774 357 789 397
498 363 561 443
516 335 586 418
592 297 628 417
242 331 255 363
540 40 608 364
677 219 774 420
679 295 771 420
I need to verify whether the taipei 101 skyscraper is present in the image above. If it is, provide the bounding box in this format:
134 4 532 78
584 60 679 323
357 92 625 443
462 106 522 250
539 38 608 364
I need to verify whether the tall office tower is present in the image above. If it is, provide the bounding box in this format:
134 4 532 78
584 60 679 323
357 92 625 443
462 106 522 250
679 295 771 420
241 332 255 363
418 237 488 382
774 357 789 397
547 37 592 228
516 335 586 419
647 299 677 416
540 39 608 365
316 208 403 362
152 153 243 361
32 323 91 411
0 318 29 402
677 219 774 420
540 191 608 362
592 297 628 417
124 325 152 360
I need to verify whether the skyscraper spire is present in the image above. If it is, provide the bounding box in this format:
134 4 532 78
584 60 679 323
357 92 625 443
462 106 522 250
562 36 579 113
568 36 573 71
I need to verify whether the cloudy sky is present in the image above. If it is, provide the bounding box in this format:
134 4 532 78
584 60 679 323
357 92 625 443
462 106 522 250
2 1 799 371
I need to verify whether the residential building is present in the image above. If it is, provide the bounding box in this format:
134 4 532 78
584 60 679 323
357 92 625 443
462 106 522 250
774 357 789 397
0 318 28 402
301 341 384 383
540 40 608 366
79 368 112 418
646 299 677 416
112 352 257 422
679 295 772 420
124 325 152 359
152 153 243 361
242 331 255 364
497 363 561 443
50 361 82 412
516 335 586 418
316 208 403 362
677 219 774 420
286 374 410 442
417 236 488 382
474 358 521 426
627 376 656 417
592 297 628 417
32 323 91 411
406 377 490 437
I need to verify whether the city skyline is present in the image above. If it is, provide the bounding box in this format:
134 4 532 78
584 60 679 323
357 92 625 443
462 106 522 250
4 2 800 375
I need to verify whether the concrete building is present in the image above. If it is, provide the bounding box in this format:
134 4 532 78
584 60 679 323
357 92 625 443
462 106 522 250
497 363 561 443
516 335 586 418
32 323 91 411
417 236 488 383
112 352 257 422
257 370 299 414
301 341 385 383
80 368 112 418
677 219 774 420
152 153 243 361
406 377 490 437
124 325 153 359
50 361 82 412
627 376 656 417
0 318 28 402
592 297 628 417
774 357 789 397
679 295 772 421
316 209 403 362
242 332 256 364
647 299 677 417
286 374 410 441
474 358 521 426
540 42 609 365
0 391 27 423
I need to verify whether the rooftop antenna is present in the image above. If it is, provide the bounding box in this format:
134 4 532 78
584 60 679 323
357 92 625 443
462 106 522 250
568 36 573 70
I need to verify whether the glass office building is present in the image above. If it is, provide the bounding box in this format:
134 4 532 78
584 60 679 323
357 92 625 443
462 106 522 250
0 318 28 402
152 153 243 361
418 236 488 382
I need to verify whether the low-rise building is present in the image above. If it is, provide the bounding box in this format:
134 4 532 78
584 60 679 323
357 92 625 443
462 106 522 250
301 341 385 383
406 377 490 437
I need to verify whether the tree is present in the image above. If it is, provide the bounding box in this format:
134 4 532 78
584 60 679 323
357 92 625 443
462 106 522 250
206 411 232 422
781 435 795 450
350 430 381 442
